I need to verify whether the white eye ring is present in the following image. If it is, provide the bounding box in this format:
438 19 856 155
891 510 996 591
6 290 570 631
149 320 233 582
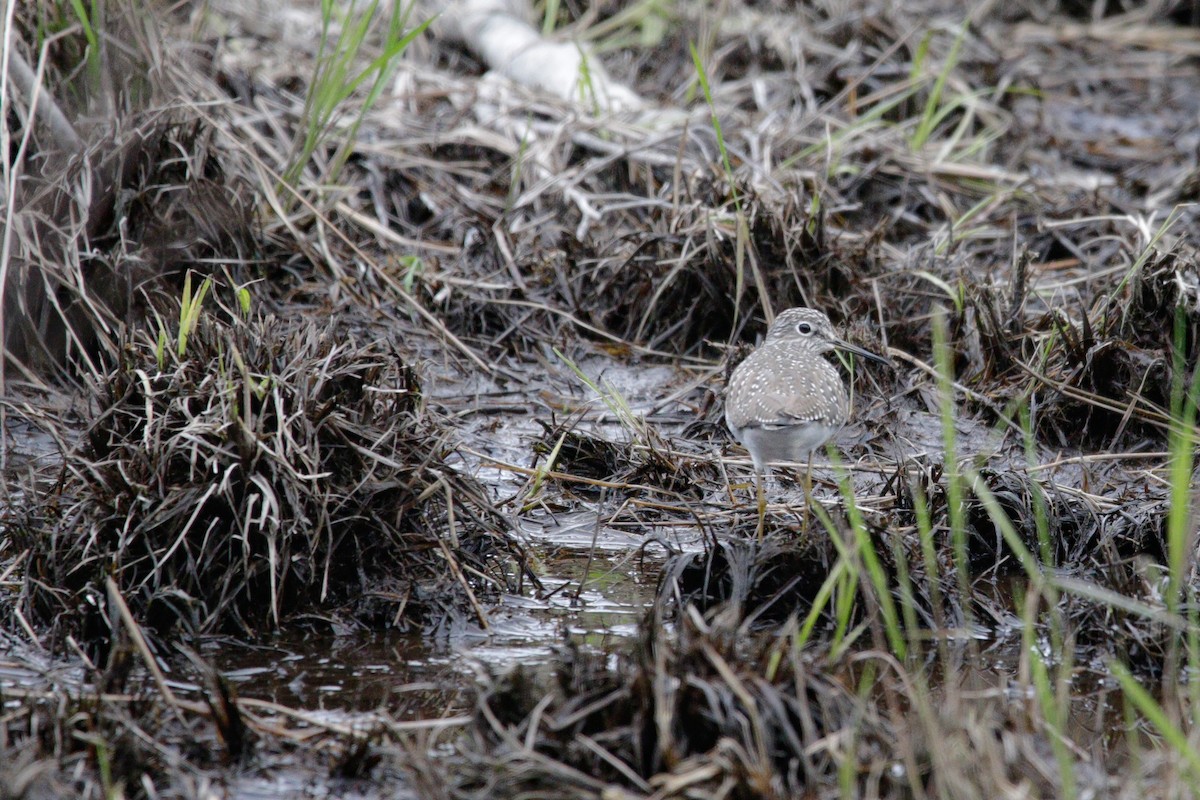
796 322 813 335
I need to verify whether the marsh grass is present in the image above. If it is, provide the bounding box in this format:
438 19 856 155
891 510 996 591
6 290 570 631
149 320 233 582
689 41 760 330
1114 660 1200 787
64 0 102 94
908 22 967 152
539 0 561 35
541 348 709 498
933 309 972 625
1104 306 1200 783
10 282 528 639
553 347 644 438
172 270 211 359
811 454 907 660
283 0 430 191
573 44 600 115
8 0 1200 797
624 284 1200 798
1164 309 1200 615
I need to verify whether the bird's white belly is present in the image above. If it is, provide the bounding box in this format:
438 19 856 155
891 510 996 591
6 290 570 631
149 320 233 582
733 422 841 469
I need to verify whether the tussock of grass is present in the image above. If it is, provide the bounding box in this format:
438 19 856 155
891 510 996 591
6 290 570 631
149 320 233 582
531 418 714 499
658 532 837 626
10 297 528 639
453 597 1148 800
650 452 1188 672
459 606 895 799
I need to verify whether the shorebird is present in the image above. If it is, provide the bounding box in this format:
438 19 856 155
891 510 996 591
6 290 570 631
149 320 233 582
724 307 888 528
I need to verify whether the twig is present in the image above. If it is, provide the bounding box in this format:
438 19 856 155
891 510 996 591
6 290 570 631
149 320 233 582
105 577 187 725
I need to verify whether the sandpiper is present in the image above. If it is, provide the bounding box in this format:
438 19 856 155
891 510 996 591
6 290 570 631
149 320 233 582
725 307 888 491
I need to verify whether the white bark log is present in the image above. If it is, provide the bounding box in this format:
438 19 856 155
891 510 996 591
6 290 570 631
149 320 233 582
433 0 644 114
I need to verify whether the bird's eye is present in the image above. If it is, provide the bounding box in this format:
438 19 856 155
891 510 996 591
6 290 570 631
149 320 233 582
796 322 813 335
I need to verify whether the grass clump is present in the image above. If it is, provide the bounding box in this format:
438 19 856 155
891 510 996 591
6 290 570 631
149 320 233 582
459 604 895 799
529 418 712 500
10 285 528 639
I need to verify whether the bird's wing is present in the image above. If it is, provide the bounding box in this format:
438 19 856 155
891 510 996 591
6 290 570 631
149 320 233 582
726 350 845 428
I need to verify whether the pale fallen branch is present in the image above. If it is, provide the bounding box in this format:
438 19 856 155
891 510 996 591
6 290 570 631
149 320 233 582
4 48 83 155
433 0 644 114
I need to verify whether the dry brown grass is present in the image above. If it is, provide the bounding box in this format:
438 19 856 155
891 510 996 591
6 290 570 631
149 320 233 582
5 0 1200 797
10 295 530 640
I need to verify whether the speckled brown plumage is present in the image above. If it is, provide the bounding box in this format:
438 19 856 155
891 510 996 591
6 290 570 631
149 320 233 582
725 308 885 473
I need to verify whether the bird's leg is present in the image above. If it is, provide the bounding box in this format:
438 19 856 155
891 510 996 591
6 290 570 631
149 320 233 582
755 467 767 541
800 455 814 534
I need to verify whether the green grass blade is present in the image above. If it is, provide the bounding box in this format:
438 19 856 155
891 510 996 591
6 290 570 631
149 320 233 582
1112 660 1200 785
911 22 967 150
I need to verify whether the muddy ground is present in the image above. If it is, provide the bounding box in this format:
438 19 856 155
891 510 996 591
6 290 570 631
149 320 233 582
4 0 1200 797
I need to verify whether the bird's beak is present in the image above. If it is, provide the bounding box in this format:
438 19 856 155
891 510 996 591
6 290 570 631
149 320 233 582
832 338 891 366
